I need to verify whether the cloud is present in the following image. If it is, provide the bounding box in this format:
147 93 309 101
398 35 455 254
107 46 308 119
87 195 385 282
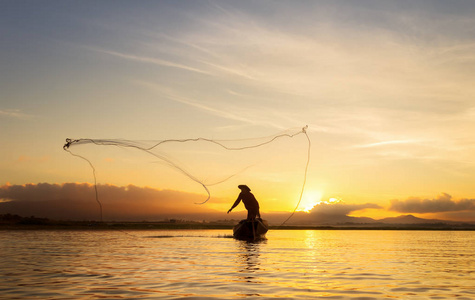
0 109 31 119
389 193 475 213
352 140 419 148
136 80 286 130
275 201 383 225
0 183 221 221
309 202 381 216
89 47 212 75
16 155 50 163
0 183 384 224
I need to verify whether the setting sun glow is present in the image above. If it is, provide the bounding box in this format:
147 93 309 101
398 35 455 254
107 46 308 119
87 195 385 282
299 194 344 213
298 190 323 212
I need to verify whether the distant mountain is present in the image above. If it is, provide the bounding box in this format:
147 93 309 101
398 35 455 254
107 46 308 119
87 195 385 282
377 214 448 224
286 213 378 225
288 213 461 226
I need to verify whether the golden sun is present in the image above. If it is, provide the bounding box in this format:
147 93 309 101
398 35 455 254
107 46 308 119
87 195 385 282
298 190 323 212
298 194 343 213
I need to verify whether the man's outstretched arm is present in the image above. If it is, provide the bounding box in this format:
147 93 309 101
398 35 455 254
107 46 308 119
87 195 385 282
227 197 241 213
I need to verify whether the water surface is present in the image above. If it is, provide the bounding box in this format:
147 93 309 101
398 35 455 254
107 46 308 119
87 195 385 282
1 230 473 299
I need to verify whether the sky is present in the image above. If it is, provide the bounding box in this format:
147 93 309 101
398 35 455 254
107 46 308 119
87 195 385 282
1 0 475 223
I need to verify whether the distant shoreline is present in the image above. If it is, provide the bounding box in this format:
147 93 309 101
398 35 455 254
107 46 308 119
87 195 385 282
2 222 474 231
2 214 474 231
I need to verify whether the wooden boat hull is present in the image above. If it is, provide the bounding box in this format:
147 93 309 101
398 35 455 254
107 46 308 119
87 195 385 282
233 218 268 241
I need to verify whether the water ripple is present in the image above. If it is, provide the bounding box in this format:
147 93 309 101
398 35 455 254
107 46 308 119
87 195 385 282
0 230 474 299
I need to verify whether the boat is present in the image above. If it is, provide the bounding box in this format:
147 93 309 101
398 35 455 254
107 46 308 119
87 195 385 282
233 218 268 241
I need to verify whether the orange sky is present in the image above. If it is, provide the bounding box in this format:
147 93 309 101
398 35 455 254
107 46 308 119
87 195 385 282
1 1 475 222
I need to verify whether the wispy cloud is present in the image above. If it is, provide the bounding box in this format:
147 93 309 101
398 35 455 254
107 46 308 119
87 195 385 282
16 155 50 163
87 47 212 75
0 109 31 119
353 140 419 148
135 80 286 130
86 4 475 134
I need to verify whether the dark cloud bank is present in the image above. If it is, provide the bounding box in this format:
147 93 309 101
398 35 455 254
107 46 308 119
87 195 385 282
390 193 475 213
389 193 475 223
0 183 221 221
1 183 474 224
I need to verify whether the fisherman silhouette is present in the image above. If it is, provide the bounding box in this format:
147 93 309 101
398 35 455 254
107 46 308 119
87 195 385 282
227 185 261 220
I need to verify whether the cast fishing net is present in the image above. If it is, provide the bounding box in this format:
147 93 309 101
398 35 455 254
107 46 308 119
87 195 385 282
64 126 310 224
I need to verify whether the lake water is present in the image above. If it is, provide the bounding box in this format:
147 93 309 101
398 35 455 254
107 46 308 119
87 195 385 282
0 229 474 299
